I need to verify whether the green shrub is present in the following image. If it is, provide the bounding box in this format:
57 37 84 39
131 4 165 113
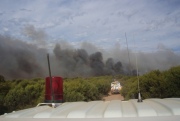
121 66 180 100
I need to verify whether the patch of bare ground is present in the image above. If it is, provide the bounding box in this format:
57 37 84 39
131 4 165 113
103 92 124 101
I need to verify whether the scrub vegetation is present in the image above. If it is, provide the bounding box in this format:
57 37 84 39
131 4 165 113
120 66 180 100
0 66 180 115
0 76 112 115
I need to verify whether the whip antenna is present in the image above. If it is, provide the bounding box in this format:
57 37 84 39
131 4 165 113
47 53 54 102
133 36 142 102
125 33 132 75
135 50 142 102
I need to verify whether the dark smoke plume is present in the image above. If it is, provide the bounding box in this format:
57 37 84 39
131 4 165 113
0 27 180 79
52 44 123 77
0 35 47 79
89 52 104 76
53 44 92 77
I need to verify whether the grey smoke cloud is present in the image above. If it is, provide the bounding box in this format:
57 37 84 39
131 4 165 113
0 31 180 79
53 44 93 77
52 43 125 77
134 49 180 74
0 35 47 79
23 25 47 46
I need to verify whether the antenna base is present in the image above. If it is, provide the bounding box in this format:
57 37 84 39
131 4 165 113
137 92 143 103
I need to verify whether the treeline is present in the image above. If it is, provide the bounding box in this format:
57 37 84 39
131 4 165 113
1 65 180 115
0 76 112 115
120 66 180 100
0 78 45 115
64 76 111 102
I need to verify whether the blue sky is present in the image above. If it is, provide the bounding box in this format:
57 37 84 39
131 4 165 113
0 0 180 53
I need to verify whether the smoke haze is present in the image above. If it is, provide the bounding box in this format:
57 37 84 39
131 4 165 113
0 35 47 79
23 25 47 46
0 29 180 79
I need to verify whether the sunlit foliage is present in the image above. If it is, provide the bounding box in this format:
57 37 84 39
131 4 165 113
120 66 180 100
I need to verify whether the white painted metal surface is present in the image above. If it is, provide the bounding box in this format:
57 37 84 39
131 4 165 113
1 98 180 121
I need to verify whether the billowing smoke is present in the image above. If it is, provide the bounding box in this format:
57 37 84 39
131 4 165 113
0 35 47 79
52 44 123 77
89 52 104 76
52 44 92 77
23 25 47 46
0 27 180 79
133 49 180 74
